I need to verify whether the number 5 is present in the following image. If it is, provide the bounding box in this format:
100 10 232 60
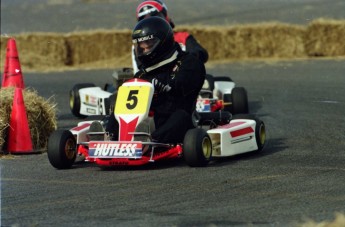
126 90 139 109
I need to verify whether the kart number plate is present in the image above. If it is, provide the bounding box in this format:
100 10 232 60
115 86 150 115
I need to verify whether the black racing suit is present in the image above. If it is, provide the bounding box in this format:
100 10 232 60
174 31 209 64
106 49 205 144
139 50 205 143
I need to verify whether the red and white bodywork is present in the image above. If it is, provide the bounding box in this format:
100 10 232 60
69 79 183 166
59 79 264 168
207 119 259 157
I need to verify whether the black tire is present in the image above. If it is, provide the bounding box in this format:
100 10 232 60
203 74 215 91
213 76 233 82
69 83 95 118
231 114 266 152
109 93 117 114
224 87 249 114
183 128 212 167
255 120 266 152
104 83 116 93
47 130 77 169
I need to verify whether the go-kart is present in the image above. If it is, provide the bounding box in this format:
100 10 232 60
48 79 265 169
69 68 249 118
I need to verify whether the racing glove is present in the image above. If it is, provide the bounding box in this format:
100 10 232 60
134 68 146 79
152 78 172 93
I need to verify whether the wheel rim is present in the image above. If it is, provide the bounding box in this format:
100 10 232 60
64 138 76 160
202 137 212 159
259 123 266 146
69 92 75 109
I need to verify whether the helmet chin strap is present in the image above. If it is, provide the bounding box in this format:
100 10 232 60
144 50 179 73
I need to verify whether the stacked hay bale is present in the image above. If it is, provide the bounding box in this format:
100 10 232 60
0 33 68 72
1 19 344 72
304 19 345 57
180 22 306 60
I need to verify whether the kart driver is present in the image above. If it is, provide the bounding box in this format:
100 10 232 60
106 16 205 144
132 0 209 74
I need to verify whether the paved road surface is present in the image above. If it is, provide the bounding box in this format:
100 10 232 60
1 1 345 226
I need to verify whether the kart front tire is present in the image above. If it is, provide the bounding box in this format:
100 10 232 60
107 94 116 115
69 83 95 118
183 128 212 167
47 130 77 169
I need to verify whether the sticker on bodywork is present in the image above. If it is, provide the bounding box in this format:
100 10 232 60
89 141 143 158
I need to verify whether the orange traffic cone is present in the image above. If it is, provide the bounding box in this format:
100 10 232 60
6 87 34 154
1 38 25 89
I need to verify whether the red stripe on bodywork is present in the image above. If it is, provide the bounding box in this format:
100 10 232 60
119 117 139 141
230 127 254 138
71 123 91 132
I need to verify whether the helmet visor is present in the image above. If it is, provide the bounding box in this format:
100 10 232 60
133 36 160 57
138 11 165 21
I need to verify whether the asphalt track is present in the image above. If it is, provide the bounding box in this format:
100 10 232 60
1 0 345 226
1 59 345 226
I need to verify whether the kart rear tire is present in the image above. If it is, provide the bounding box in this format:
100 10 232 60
107 93 116 115
224 87 249 114
213 76 233 82
69 83 95 118
47 130 77 169
232 114 266 152
104 83 116 93
203 74 215 91
183 128 212 167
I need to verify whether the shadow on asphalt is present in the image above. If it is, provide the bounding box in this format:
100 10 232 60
249 100 263 114
210 137 288 167
71 156 186 171
69 137 288 171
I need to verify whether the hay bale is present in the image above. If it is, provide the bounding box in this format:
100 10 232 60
178 23 306 61
64 29 132 65
298 212 345 227
0 33 68 72
0 89 12 151
305 18 345 57
0 87 57 151
1 19 345 72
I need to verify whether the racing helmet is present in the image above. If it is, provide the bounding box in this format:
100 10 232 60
136 0 175 28
132 17 177 68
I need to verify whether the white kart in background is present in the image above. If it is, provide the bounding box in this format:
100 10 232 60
69 68 249 118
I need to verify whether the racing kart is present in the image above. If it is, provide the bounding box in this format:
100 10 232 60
48 79 265 169
69 68 249 118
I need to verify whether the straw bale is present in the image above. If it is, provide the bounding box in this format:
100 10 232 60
64 29 131 65
298 212 345 227
0 33 68 71
305 19 345 57
0 87 57 151
178 23 306 60
1 19 345 72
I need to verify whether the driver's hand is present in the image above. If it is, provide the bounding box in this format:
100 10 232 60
152 78 171 93
134 69 146 79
